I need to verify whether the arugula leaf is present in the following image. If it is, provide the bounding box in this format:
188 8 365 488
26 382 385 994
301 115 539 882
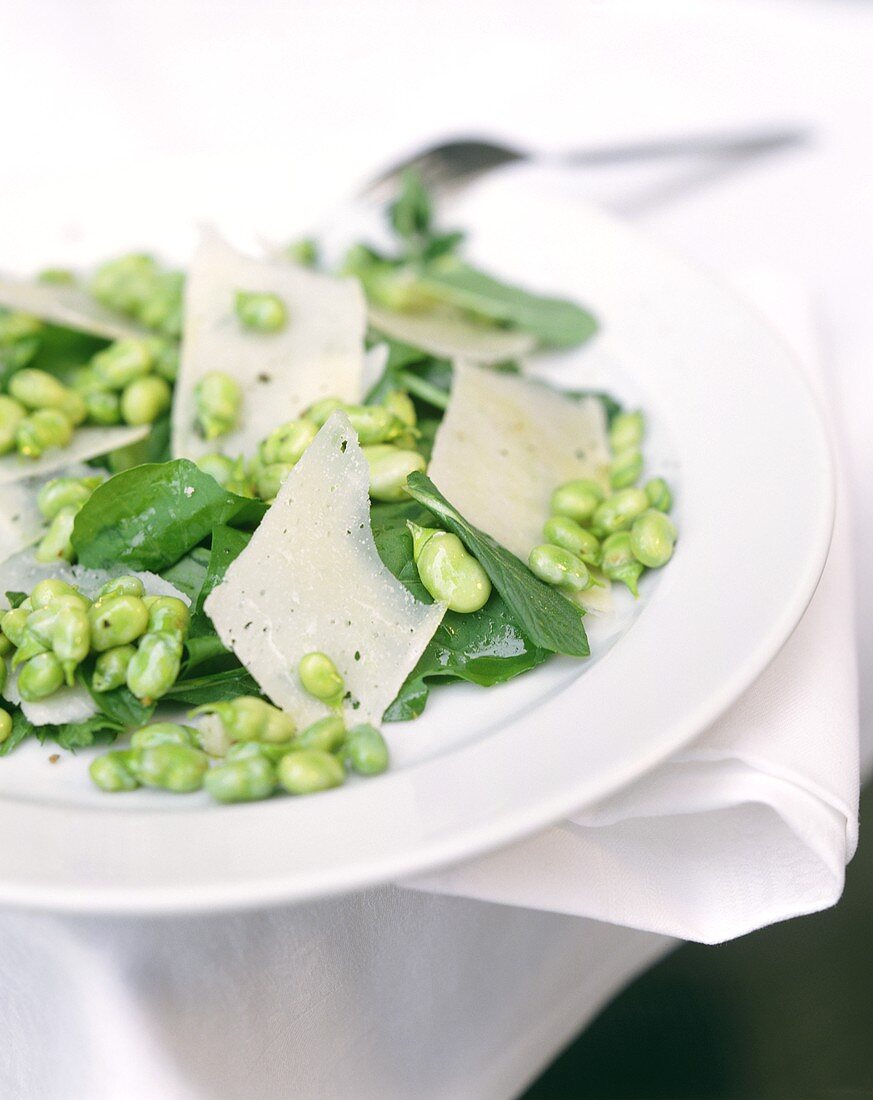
388 170 465 263
192 524 251 623
163 666 262 706
419 261 598 349
370 500 552 720
5 591 27 609
405 473 589 658
79 659 155 727
72 459 266 571
0 709 123 757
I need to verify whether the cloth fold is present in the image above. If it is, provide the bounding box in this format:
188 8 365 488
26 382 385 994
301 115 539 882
408 273 859 944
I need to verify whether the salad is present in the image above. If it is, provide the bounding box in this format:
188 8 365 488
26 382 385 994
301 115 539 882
0 174 676 805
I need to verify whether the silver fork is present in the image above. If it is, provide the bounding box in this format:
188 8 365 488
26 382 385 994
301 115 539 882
358 126 809 205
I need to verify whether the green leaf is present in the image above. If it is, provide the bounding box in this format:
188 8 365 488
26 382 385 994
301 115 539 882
370 499 552 720
5 591 27 609
80 660 155 727
0 708 123 756
419 261 598 349
0 709 35 756
389 170 432 247
72 459 267 571
404 473 589 658
163 666 262 706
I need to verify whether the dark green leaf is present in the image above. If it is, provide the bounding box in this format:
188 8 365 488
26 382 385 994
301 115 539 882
163 666 262 706
5 591 27 609
80 660 155 727
0 709 35 756
0 708 123 757
405 473 589 657
72 459 266 571
420 261 598 349
389 170 432 247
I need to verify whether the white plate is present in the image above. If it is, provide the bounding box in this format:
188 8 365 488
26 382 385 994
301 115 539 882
0 167 833 913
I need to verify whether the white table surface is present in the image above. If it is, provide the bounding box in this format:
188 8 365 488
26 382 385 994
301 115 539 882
1 1 871 1097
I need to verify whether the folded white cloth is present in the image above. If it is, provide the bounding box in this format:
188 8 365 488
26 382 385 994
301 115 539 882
410 272 860 943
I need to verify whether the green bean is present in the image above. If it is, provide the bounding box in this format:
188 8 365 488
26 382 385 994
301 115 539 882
138 272 184 338
0 710 12 744
278 749 345 795
303 397 344 427
12 610 52 666
528 544 591 592
339 404 406 445
260 418 318 466
8 368 73 413
18 651 64 701
192 696 296 744
0 395 27 455
0 312 42 341
294 716 346 753
609 448 644 490
590 487 649 537
92 644 137 692
35 505 78 562
130 743 209 792
97 575 145 600
225 740 291 765
609 410 645 452
600 532 645 597
630 509 677 569
84 389 122 425
130 721 197 749
52 602 90 683
30 579 82 609
298 652 345 707
254 461 292 502
342 724 389 776
644 477 673 513
16 408 74 458
125 631 182 703
285 238 319 267
205 756 277 803
153 342 180 383
72 366 109 395
235 290 288 333
194 371 242 440
145 596 189 639
363 445 426 502
0 633 12 658
196 453 236 487
383 389 417 428
0 662 6 696
550 479 604 525
90 254 159 314
37 268 75 286
88 594 149 651
542 516 601 566
89 750 140 792
409 523 492 613
120 375 171 425
37 476 100 520
1 607 29 648
91 338 155 390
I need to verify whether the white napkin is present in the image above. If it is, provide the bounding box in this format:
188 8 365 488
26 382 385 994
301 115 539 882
409 272 860 944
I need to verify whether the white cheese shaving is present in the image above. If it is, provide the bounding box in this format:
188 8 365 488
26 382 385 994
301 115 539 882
427 360 611 564
0 424 148 487
368 303 536 363
0 276 147 341
0 552 188 726
0 462 101 565
205 411 445 726
172 231 366 461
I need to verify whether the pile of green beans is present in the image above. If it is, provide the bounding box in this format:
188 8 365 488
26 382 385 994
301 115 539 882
197 387 427 505
34 472 105 563
0 369 85 460
88 696 391 802
89 254 184 339
74 337 176 428
529 411 677 597
0 576 190 704
194 370 243 440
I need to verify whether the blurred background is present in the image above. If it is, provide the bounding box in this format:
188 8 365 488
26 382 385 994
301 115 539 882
2 1 871 1096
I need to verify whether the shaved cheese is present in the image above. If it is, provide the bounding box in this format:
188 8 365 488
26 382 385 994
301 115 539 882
0 424 148 487
368 303 536 363
172 231 366 461
428 361 611 564
0 462 101 565
205 411 445 725
0 552 188 725
0 275 147 341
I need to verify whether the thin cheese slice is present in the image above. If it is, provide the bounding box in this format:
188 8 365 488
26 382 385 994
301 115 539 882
428 360 611 564
368 303 536 363
172 231 366 461
0 462 101 565
205 411 445 725
0 276 147 341
0 424 148 486
0 553 188 726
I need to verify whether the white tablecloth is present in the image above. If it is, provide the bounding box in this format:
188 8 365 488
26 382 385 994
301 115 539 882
1 2 871 1097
